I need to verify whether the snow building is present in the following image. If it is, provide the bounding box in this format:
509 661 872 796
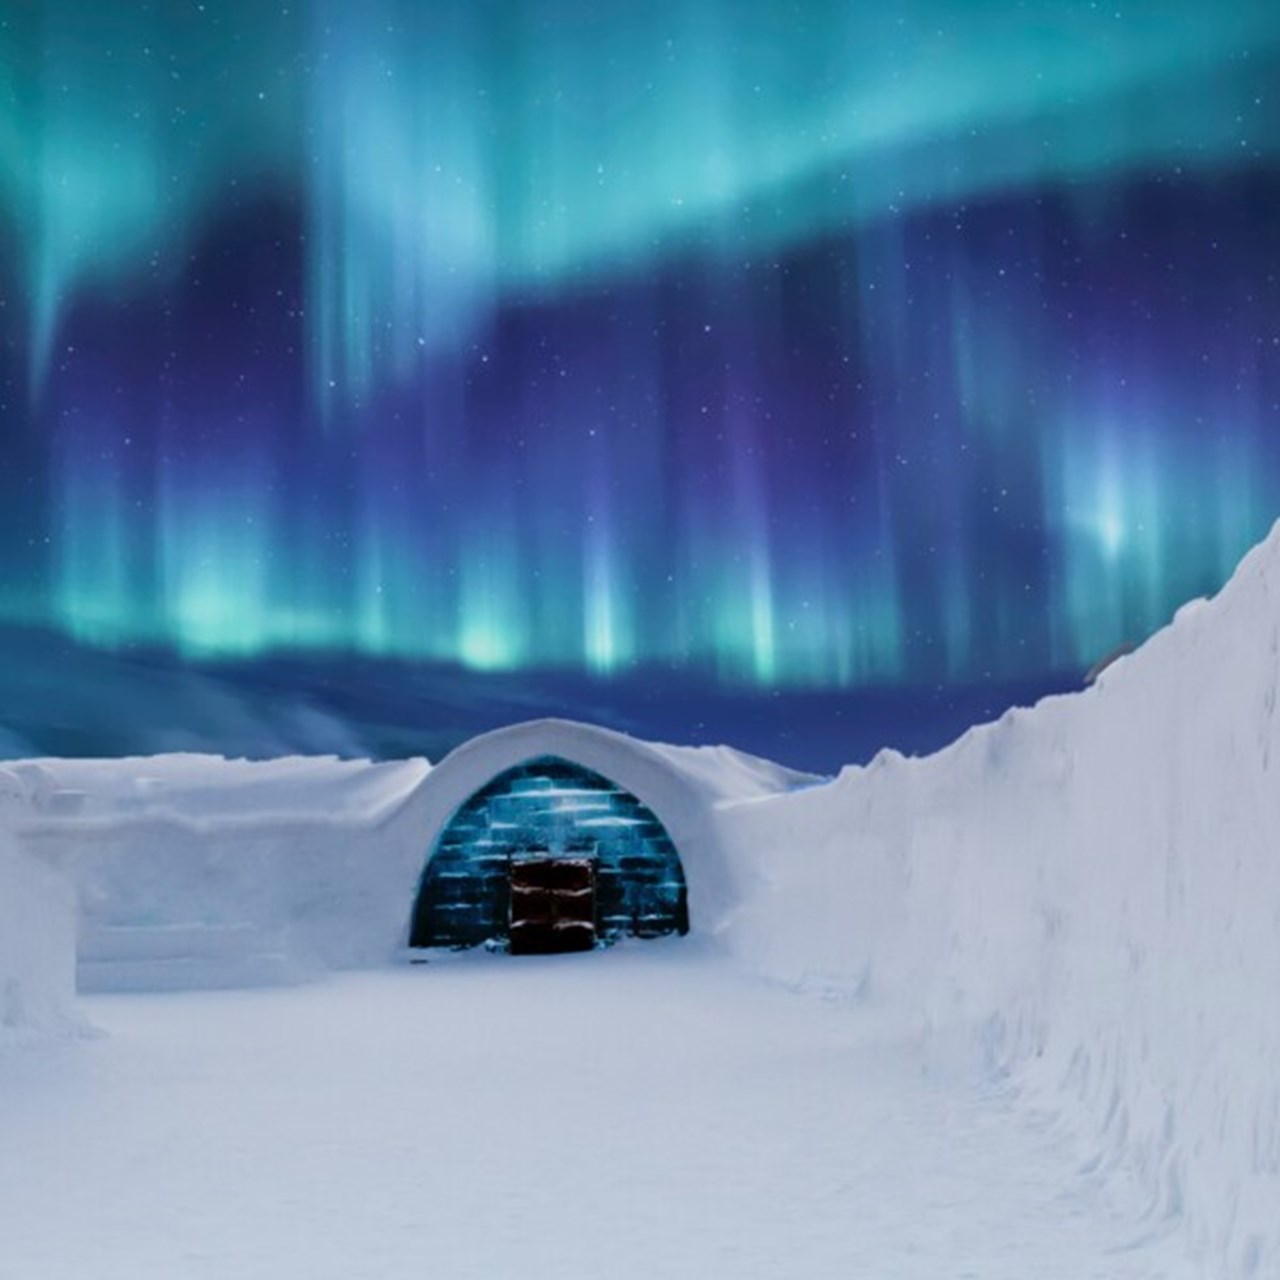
410 750 690 953
10 719 815 991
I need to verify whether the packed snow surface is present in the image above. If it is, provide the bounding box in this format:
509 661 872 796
0 949 1194 1280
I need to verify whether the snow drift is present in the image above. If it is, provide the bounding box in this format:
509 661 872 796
0 767 76 1037
718 519 1280 1279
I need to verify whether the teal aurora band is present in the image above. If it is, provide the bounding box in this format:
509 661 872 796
0 0 1277 690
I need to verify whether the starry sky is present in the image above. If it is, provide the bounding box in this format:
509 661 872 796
0 1 1278 716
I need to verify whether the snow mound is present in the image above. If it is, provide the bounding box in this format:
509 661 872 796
720 519 1280 1279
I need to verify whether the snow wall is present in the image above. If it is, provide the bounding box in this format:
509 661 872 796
15 756 436 991
716 520 1280 1280
15 728 809 992
0 767 76 1036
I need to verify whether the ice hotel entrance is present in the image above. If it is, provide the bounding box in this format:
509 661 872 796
409 752 689 953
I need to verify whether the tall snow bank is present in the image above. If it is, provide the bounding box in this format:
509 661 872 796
0 768 76 1037
720 520 1280 1280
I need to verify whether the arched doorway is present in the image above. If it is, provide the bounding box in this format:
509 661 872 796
409 754 689 952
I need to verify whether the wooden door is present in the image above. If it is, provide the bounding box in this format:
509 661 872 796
509 857 597 954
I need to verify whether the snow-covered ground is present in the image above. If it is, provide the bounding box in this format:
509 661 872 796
0 947 1194 1280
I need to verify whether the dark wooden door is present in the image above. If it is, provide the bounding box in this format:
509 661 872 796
509 857 597 955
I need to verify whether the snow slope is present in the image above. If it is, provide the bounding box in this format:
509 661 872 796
718 519 1280 1278
0 769 76 1037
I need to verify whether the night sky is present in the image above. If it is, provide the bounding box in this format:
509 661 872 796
1 1 1278 761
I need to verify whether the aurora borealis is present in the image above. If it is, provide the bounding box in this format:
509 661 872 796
1 1 1278 702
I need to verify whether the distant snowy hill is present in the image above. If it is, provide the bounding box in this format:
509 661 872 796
0 622 1079 773
0 626 372 760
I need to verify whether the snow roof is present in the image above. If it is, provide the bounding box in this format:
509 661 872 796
430 717 820 804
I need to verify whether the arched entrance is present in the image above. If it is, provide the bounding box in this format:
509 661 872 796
409 754 689 952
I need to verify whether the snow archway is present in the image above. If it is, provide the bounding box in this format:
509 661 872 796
402 718 810 951
409 755 688 950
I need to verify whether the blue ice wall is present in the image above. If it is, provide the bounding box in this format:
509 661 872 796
410 756 689 949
